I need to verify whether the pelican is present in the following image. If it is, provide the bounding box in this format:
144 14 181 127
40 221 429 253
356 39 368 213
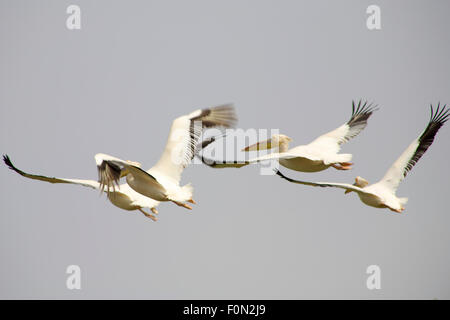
3 135 219 221
275 104 449 213
200 100 377 172
3 155 160 221
96 104 237 210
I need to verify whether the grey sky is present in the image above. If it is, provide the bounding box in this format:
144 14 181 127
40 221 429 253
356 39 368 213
1 0 449 299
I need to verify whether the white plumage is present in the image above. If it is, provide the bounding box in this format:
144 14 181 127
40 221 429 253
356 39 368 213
275 104 449 213
96 104 237 210
200 100 377 172
3 155 160 220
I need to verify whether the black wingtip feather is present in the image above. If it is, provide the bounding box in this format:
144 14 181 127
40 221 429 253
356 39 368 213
3 154 16 172
403 103 449 177
274 169 294 182
2 154 30 178
3 154 12 167
97 161 122 194
348 99 379 127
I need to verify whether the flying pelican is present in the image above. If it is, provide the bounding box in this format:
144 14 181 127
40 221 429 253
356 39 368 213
96 104 237 210
3 154 160 221
200 100 377 172
3 136 219 221
275 104 449 213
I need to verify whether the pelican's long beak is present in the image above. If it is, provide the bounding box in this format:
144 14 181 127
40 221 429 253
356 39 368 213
242 139 272 152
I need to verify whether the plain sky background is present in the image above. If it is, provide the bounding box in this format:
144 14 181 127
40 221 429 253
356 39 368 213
1 0 449 299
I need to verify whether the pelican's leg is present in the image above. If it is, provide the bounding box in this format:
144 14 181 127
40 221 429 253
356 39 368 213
331 164 347 170
187 199 196 205
172 201 193 210
390 207 403 214
139 208 158 221
340 162 353 169
151 207 158 214
331 162 353 170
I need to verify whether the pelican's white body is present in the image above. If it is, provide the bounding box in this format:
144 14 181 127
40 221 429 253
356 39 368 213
94 111 196 204
276 104 450 213
3 154 160 215
236 103 375 172
354 183 407 211
278 143 352 172
95 104 237 208
108 183 160 211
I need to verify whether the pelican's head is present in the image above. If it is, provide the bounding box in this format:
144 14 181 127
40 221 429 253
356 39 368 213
242 134 293 152
345 176 369 194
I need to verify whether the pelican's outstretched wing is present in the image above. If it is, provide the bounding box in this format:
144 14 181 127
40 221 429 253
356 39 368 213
3 154 100 189
198 134 324 170
198 151 317 168
197 157 250 168
150 104 237 181
193 134 247 168
379 104 449 193
275 169 373 195
308 100 378 152
95 153 164 195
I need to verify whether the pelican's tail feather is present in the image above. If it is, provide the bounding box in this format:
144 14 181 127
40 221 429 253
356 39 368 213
337 153 353 163
399 197 409 206
324 153 352 165
168 183 194 203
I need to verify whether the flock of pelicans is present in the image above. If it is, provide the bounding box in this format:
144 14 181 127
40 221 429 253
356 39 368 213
3 101 449 221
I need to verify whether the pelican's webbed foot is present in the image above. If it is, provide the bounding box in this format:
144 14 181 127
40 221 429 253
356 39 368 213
139 208 158 221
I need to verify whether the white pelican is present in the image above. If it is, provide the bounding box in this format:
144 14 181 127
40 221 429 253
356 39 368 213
275 104 449 213
3 155 160 221
96 104 237 210
200 100 377 172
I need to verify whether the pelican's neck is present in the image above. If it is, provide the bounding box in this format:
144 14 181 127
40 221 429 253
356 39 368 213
278 141 290 153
